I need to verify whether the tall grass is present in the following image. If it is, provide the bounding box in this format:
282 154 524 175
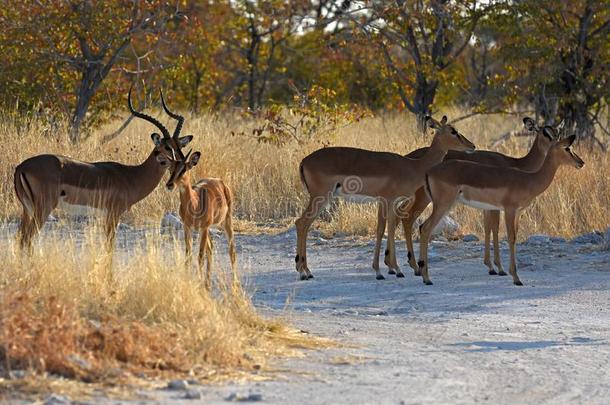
0 230 328 392
0 108 608 238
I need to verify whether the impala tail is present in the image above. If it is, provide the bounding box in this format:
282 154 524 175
299 161 310 192
14 168 35 217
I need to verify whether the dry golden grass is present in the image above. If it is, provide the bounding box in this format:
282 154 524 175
0 107 608 237
0 231 332 398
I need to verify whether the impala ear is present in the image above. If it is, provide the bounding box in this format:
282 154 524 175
425 116 439 129
155 152 169 166
188 151 201 168
542 126 555 141
523 117 536 131
151 133 163 146
557 134 576 148
555 119 565 133
178 135 193 147
440 115 448 125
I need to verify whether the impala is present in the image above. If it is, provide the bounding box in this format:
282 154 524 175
13 89 192 251
295 115 476 280
418 133 584 286
378 117 558 278
164 150 237 290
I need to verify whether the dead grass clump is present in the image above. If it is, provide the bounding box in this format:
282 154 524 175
0 292 191 381
0 233 331 392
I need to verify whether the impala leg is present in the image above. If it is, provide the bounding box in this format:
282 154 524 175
104 213 120 252
483 210 496 275
402 188 429 276
504 209 523 286
419 198 455 286
21 197 55 254
18 211 35 254
206 235 214 289
198 227 212 290
372 201 389 278
184 224 193 271
295 195 329 280
224 216 238 287
490 210 506 275
386 207 404 279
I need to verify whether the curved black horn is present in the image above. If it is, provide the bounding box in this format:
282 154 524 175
160 89 184 140
128 86 171 139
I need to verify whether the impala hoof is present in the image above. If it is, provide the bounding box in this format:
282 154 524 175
489 269 498 275
299 273 309 281
307 273 314 279
424 280 433 286
376 274 385 280
498 271 508 276
514 280 523 286
414 270 421 277
388 269 396 275
396 272 405 278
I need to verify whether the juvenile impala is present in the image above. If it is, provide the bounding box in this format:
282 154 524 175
165 150 237 290
295 115 476 281
418 133 584 286
378 117 558 278
13 89 192 251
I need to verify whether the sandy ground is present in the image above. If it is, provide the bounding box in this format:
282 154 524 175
3 222 610 404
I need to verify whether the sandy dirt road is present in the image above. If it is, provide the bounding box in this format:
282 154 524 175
3 223 610 404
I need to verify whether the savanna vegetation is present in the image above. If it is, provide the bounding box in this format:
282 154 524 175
1 0 609 399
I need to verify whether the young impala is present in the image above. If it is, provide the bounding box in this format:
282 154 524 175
378 117 558 278
13 89 192 252
295 115 476 281
418 133 584 286
165 150 237 290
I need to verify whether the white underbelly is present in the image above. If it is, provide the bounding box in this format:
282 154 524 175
337 192 377 204
457 195 502 211
58 199 107 217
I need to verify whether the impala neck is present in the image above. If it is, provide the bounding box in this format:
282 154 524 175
520 136 546 167
529 149 561 195
177 172 198 210
418 135 451 168
130 150 168 203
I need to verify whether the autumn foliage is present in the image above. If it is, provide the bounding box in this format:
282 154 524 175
0 1 608 142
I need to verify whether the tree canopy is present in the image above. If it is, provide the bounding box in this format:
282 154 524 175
0 0 608 143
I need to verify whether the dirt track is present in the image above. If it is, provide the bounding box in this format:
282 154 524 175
3 223 610 404
158 226 610 404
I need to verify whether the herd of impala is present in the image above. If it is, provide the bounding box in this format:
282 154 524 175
13 90 584 288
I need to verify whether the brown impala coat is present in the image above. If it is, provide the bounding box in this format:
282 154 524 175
13 89 192 251
295 115 476 280
166 151 237 289
418 134 584 286
379 118 556 278
16 152 167 212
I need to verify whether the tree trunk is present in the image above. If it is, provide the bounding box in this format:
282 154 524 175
412 74 438 131
245 21 260 111
70 68 96 142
